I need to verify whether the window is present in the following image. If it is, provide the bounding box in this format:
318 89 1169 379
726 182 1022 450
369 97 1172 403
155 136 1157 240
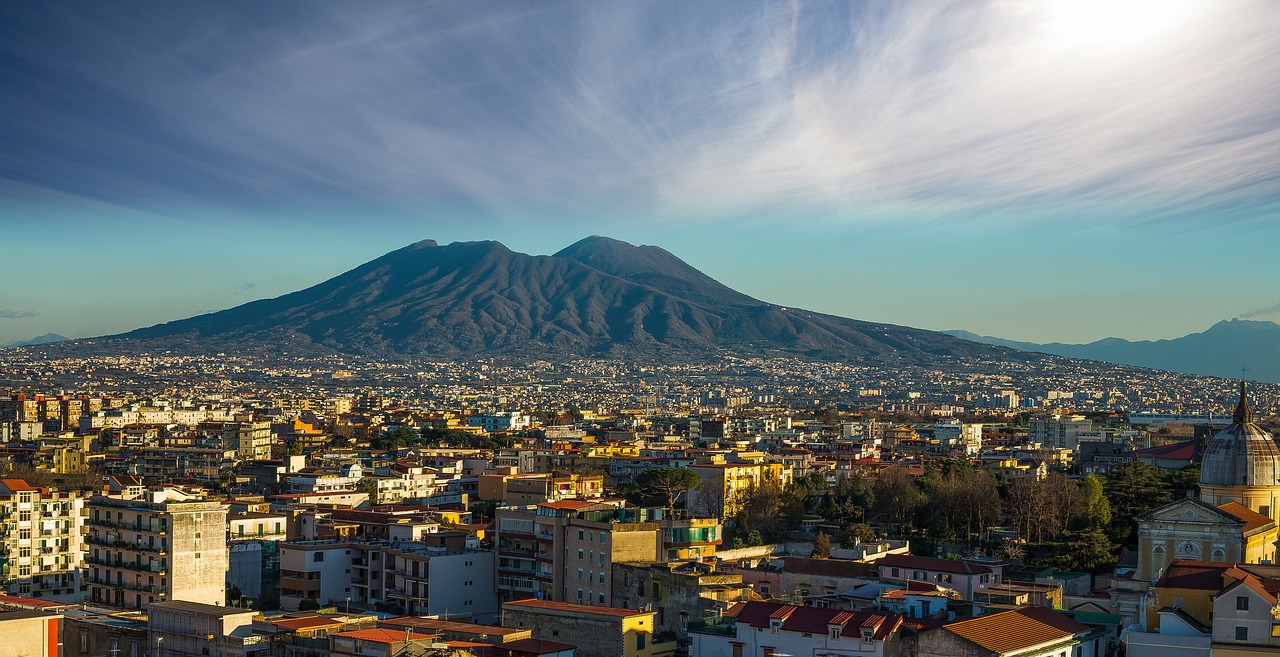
599 553 606 567
762 648 773 657
861 629 874 643
314 552 324 562
578 568 584 580
578 549 584 560
891 568 899 578
770 619 781 633
579 530 585 540
637 634 646 650
599 572 605 584
731 644 744 657
1238 596 1250 611
599 592 605 603
829 627 840 639
1236 626 1248 641
79 632 89 654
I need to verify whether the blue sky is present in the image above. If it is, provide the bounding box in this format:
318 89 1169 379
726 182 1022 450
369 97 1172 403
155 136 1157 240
2 1 1278 345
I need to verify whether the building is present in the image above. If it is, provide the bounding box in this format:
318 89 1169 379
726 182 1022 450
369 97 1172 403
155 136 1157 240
611 561 753 648
876 555 1002 601
1029 414 1092 451
685 461 792 519
502 598 675 657
496 501 660 604
227 511 289 603
466 413 531 433
0 479 87 601
909 606 1102 657
1117 383 1280 625
86 490 228 608
383 542 497 621
0 609 62 657
688 601 902 657
63 607 149 657
227 422 273 463
1198 383 1280 518
148 600 265 657
1123 559 1280 656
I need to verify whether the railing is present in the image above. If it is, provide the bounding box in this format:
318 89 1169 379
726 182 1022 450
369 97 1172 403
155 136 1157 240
687 619 737 637
86 556 167 574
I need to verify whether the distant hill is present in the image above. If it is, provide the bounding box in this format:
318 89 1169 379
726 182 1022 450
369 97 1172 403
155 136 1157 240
945 319 1280 382
83 236 1023 364
1 332 69 348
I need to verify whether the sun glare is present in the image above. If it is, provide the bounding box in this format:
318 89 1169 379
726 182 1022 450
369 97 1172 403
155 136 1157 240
1042 0 1202 52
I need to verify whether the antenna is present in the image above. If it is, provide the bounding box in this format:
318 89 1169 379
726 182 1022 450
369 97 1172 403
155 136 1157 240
1239 364 1250 380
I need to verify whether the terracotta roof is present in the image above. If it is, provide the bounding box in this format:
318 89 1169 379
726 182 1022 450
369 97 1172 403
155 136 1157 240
1220 574 1279 605
333 629 436 643
1156 560 1234 590
878 555 993 575
503 598 650 618
943 607 1087 654
536 500 599 510
1217 502 1274 533
269 616 344 632
732 601 900 640
497 638 578 655
381 617 526 636
0 593 71 610
1135 441 1196 459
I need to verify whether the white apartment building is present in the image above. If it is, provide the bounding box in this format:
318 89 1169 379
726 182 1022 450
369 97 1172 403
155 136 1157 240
0 479 87 601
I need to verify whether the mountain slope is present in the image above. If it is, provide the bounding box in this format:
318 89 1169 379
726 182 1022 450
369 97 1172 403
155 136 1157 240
945 319 1280 382
106 237 1014 362
1 332 69 348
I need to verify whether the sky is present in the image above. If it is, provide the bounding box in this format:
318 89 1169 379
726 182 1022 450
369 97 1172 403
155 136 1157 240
1 0 1278 346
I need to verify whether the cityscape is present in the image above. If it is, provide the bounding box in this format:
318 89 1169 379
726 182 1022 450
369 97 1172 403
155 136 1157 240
2 3 1279 657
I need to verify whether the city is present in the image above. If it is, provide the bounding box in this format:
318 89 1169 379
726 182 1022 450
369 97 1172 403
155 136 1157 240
3 2 1279 657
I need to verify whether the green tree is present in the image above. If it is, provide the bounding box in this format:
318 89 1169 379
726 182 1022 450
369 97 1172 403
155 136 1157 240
1076 474 1112 530
297 598 320 611
838 523 877 548
358 478 381 505
1104 462 1172 545
1050 529 1117 573
638 467 702 510
810 531 832 559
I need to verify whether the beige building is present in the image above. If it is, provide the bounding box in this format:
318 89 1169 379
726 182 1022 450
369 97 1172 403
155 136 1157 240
502 598 675 657
227 422 273 462
0 609 63 657
87 489 228 608
148 600 265 657
0 479 87 601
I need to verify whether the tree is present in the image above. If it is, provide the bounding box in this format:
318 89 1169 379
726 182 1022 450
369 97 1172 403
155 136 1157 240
838 523 877 548
811 531 832 559
1104 461 1172 545
297 598 320 611
1050 528 1117 573
735 479 786 540
871 466 926 531
1076 474 1112 530
690 484 726 519
638 467 702 510
359 478 382 506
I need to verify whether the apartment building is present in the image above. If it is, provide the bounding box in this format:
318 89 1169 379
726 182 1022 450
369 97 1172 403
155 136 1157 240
86 489 228 608
502 599 674 657
0 479 87 601
279 531 490 613
685 460 793 519
496 501 723 606
226 422 273 462
148 600 265 657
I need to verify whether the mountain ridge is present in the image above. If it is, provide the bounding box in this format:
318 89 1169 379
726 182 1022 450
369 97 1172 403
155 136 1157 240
945 319 1280 382
61 237 1019 364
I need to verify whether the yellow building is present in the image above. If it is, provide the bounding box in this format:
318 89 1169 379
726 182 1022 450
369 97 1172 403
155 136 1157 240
686 459 793 519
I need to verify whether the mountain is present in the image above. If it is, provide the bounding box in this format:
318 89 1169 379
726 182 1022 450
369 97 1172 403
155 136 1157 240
93 237 1016 363
1 332 69 348
945 319 1280 383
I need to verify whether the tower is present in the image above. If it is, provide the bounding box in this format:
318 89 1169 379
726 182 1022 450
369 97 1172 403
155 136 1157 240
1199 382 1280 520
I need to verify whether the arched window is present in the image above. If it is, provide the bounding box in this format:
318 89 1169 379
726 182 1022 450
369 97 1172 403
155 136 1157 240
1152 546 1166 576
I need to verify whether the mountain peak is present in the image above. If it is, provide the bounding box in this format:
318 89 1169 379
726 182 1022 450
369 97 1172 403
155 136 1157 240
555 236 757 307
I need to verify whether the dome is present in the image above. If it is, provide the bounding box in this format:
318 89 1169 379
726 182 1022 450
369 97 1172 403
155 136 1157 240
1200 383 1280 487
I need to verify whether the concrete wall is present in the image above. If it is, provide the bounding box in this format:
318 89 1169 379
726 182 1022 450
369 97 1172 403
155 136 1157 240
427 551 498 623
169 503 229 605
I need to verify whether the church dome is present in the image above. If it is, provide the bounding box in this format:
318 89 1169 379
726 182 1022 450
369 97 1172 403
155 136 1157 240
1200 383 1280 487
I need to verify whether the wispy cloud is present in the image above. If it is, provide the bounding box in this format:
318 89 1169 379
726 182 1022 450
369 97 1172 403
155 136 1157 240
0 1 1276 228
1242 302 1280 323
0 309 37 319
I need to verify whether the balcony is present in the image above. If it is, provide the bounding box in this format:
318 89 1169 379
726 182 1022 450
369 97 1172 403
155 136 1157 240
86 556 167 574
688 619 737 638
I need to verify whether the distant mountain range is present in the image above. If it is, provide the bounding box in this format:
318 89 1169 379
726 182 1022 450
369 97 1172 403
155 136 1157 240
945 319 1280 383
88 236 1023 364
1 332 69 348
